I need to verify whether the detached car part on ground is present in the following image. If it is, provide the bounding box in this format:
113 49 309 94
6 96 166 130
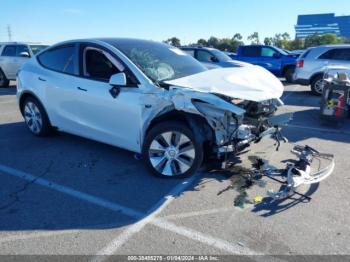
16 39 335 191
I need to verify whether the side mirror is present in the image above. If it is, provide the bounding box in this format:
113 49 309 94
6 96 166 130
273 53 282 59
19 51 30 58
109 73 126 86
109 73 126 98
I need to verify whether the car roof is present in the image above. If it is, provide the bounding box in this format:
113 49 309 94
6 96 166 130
180 46 217 51
0 42 47 45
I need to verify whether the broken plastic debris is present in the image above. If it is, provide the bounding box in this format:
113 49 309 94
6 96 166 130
253 195 263 204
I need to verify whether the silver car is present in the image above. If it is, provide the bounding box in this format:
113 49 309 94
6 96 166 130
294 45 350 95
0 42 48 87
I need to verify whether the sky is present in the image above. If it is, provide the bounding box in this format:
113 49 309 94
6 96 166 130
1 0 349 44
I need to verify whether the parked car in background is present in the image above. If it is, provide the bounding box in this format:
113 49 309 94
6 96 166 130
294 45 350 95
180 46 249 69
17 38 285 178
232 45 298 82
0 42 48 87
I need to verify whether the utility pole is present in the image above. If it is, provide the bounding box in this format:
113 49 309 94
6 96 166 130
7 25 12 41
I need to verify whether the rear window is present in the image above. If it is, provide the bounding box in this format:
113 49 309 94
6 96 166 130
38 45 77 75
241 46 260 57
182 49 195 57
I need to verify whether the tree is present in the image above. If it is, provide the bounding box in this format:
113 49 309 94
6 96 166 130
207 36 219 47
319 33 339 45
233 33 243 41
197 38 208 46
164 37 181 47
248 32 260 44
264 37 273 46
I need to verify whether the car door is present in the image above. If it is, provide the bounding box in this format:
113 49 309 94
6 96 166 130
325 48 350 67
259 46 282 75
71 44 144 152
239 46 260 64
0 45 17 79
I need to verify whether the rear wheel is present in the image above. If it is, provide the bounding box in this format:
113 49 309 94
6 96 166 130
0 69 10 88
311 75 325 96
23 97 51 136
284 67 295 83
142 121 203 178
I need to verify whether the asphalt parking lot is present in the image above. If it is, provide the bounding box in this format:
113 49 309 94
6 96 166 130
0 81 350 258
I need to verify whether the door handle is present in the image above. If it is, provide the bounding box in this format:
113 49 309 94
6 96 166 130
38 77 46 82
77 87 87 92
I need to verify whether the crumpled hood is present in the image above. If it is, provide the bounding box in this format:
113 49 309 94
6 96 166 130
165 66 284 102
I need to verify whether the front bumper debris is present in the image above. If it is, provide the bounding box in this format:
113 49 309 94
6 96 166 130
266 145 335 201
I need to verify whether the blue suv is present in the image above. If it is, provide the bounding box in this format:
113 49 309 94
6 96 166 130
233 45 298 82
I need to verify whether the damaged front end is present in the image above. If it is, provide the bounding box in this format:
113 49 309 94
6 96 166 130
166 87 289 159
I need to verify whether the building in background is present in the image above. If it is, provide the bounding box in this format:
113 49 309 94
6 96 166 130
295 13 350 39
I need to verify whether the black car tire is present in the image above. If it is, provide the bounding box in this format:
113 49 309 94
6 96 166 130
311 74 325 96
0 69 10 88
22 96 52 136
284 67 295 83
142 121 203 178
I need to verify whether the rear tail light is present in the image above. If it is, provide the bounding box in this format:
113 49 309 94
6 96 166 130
297 60 304 68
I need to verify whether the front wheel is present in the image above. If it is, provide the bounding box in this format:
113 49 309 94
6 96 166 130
22 97 51 136
142 121 203 178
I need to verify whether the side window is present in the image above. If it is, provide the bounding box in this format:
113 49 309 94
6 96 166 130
183 49 195 57
261 47 278 57
38 45 77 75
197 50 214 62
83 48 124 81
319 49 337 60
241 46 260 57
331 48 350 61
1 45 16 56
16 45 30 57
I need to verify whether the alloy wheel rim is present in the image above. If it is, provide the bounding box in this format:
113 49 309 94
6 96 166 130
314 79 325 94
24 102 42 134
148 131 195 176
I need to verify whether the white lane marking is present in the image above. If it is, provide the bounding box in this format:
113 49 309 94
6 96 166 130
161 207 234 220
286 124 350 136
92 173 202 261
152 218 260 255
0 164 143 219
0 164 258 256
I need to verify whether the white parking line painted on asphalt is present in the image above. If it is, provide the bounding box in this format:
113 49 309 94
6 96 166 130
91 172 202 261
0 164 259 257
152 218 260 255
0 164 143 219
161 207 234 220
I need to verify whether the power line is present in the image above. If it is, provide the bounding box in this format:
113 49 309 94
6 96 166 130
7 25 12 41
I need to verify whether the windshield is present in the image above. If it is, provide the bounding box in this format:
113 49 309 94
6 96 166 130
106 39 207 83
274 47 289 56
30 45 49 55
210 49 232 62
